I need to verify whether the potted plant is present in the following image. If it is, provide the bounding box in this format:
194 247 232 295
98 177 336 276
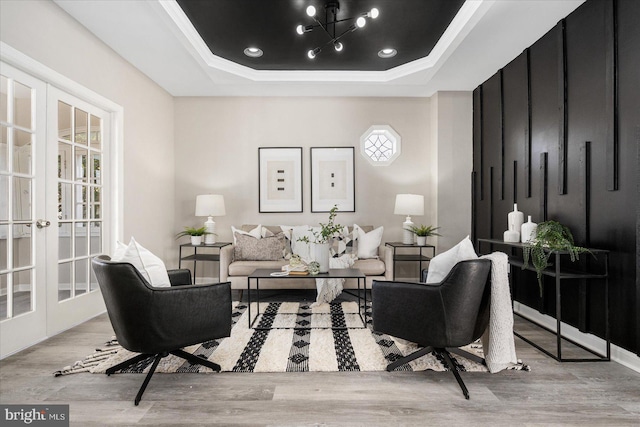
298 205 343 273
523 220 591 295
176 226 208 246
406 224 440 246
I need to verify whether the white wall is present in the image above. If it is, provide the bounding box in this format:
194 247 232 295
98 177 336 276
0 0 175 259
173 97 435 273
431 92 474 252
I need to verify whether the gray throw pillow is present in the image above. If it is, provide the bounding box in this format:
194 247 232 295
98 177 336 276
234 232 286 261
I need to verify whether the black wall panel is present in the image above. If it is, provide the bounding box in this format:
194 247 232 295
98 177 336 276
472 0 639 354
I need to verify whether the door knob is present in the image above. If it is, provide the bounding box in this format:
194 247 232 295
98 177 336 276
36 219 51 229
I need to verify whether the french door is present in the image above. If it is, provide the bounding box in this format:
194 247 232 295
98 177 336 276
1 62 111 358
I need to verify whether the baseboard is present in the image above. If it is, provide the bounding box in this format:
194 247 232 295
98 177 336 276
514 302 640 373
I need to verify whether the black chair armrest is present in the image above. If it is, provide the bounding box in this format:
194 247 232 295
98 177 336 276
372 280 447 346
168 269 192 286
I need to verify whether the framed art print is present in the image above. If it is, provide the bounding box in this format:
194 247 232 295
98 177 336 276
310 147 355 212
258 147 303 213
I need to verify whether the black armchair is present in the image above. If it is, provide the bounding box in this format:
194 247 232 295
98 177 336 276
372 259 491 399
91 255 232 405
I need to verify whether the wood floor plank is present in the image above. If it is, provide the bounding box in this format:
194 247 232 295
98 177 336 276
1 310 640 426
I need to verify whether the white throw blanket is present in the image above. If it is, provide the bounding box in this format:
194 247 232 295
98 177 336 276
312 254 355 306
480 251 519 373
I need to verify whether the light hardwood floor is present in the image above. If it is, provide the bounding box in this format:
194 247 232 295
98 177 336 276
1 291 639 426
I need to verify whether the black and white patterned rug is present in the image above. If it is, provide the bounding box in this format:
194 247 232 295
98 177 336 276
54 302 529 375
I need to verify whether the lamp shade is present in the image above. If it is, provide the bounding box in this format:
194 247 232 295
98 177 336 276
195 194 226 217
394 194 424 216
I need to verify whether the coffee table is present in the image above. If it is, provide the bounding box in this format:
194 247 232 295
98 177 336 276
246 268 368 330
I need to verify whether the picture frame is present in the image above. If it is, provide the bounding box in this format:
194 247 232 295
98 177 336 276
310 147 355 212
258 147 303 213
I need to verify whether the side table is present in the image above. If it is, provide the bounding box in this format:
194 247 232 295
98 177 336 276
385 242 436 281
178 242 231 284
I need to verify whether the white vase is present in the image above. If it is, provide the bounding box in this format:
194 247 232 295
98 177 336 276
312 242 331 273
416 236 427 246
508 203 524 232
191 235 202 245
521 215 538 243
503 229 520 243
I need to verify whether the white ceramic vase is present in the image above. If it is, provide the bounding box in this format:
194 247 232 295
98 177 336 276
521 215 538 243
503 229 520 243
312 242 331 273
508 203 524 233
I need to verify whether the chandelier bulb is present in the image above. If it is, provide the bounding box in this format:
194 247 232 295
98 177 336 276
356 17 366 28
369 8 379 19
308 48 321 59
296 25 305 35
306 5 316 17
334 41 343 52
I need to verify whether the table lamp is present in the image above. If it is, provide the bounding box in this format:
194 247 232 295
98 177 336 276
394 194 424 244
195 194 226 244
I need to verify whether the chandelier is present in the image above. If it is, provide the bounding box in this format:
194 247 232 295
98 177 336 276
296 1 379 59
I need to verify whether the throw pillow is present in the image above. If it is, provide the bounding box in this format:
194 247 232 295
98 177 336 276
425 236 478 284
112 237 171 287
232 225 261 244
354 224 384 259
234 233 286 261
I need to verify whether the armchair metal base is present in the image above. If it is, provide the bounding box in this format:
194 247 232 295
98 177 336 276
106 349 221 405
386 346 485 400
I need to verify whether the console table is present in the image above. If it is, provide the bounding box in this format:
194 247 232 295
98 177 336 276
246 268 367 330
178 242 231 284
477 238 610 362
385 242 436 280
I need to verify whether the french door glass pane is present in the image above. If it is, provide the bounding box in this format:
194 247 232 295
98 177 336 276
90 222 101 255
0 274 7 319
12 269 32 316
90 115 101 150
74 259 87 295
13 129 32 175
12 224 31 269
0 225 7 270
13 81 32 130
1 125 7 172
58 101 72 141
0 75 7 122
0 176 7 220
58 262 71 301
12 177 32 221
74 146 87 182
59 183 72 221
75 222 88 257
74 108 88 145
58 222 72 260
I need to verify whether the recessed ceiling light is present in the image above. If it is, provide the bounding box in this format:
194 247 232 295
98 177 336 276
378 48 397 58
244 47 263 58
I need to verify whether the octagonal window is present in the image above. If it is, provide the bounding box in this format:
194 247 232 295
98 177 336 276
360 125 401 166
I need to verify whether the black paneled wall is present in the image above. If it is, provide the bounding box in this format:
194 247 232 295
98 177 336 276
472 0 640 355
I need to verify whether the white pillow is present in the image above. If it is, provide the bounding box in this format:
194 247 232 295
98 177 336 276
112 237 171 287
112 240 128 260
425 236 478 284
231 225 261 244
354 224 384 259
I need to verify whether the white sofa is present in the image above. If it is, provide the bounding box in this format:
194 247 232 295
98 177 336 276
219 225 393 290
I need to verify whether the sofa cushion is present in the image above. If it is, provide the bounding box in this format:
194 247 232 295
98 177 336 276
233 232 286 261
354 224 384 259
353 258 386 276
232 225 262 244
228 260 289 276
